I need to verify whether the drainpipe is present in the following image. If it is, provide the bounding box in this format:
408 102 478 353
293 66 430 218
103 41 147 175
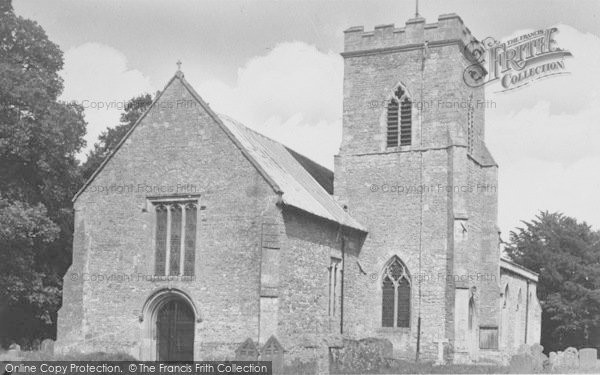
416 39 428 363
525 281 530 344
341 236 345 334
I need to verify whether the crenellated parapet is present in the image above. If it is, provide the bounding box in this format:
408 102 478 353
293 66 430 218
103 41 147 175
342 13 479 58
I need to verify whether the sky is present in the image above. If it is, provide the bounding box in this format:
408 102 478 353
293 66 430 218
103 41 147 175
13 0 600 237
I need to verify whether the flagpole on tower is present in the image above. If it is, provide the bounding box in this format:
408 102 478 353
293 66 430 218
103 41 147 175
415 0 419 17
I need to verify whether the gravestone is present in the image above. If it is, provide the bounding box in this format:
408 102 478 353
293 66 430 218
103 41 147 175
527 343 547 371
517 344 530 354
32 339 41 351
563 347 579 369
579 348 597 369
235 338 258 361
433 338 448 365
6 343 21 360
260 336 284 374
555 351 565 368
41 339 55 355
509 353 534 373
549 351 557 368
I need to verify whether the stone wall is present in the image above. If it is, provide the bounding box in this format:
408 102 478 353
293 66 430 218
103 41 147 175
499 268 541 353
56 73 362 367
58 76 279 358
335 13 500 362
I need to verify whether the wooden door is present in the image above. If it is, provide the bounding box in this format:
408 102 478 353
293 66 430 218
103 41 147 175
157 300 194 361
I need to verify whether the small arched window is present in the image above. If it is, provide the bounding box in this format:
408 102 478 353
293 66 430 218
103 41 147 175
516 289 522 311
468 296 475 330
387 86 412 147
503 284 509 309
381 257 411 328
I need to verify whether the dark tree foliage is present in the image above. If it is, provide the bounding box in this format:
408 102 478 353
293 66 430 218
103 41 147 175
0 0 86 348
80 93 153 181
506 211 600 352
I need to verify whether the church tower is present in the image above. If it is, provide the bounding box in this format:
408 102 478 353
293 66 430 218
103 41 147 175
334 14 501 361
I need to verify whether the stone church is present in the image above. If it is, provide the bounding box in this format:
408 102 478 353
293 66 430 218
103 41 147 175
57 13 541 367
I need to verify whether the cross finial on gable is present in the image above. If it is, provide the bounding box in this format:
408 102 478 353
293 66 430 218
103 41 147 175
175 60 184 78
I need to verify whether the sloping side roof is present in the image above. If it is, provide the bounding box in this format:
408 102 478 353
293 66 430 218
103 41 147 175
500 257 539 282
74 71 366 233
284 147 334 194
480 144 498 167
217 114 365 232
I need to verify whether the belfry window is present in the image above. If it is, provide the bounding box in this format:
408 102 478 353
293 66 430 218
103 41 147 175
154 201 197 276
386 86 412 147
467 93 475 155
381 257 411 328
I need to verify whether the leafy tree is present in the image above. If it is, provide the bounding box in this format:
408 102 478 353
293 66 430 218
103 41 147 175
506 211 600 352
80 93 153 180
0 0 86 347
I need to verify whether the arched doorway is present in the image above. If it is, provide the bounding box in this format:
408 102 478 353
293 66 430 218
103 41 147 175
156 299 194 361
140 288 199 361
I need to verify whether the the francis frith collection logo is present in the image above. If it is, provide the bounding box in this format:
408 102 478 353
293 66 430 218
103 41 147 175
463 27 573 91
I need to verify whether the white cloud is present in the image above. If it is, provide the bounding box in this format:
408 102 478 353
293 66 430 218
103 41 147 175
194 41 343 168
60 33 600 236
195 34 600 235
59 43 154 158
487 24 600 235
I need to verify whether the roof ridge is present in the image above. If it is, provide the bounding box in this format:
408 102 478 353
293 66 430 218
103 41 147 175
217 114 365 232
72 70 366 233
216 113 333 173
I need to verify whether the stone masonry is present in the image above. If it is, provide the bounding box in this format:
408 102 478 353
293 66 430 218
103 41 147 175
334 14 540 363
56 12 542 368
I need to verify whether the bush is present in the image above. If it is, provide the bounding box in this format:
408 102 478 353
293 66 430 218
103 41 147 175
330 338 393 373
15 350 136 361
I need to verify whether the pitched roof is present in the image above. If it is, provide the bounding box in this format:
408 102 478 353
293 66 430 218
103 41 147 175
285 147 334 194
74 71 366 233
217 114 365 232
500 257 539 282
480 144 497 167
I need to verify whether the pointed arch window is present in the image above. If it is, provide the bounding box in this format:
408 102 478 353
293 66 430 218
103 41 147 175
154 200 198 276
468 296 475 330
381 257 411 328
386 86 412 147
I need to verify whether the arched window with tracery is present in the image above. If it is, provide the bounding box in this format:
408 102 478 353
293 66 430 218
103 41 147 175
381 257 411 328
386 86 412 147
153 200 198 277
